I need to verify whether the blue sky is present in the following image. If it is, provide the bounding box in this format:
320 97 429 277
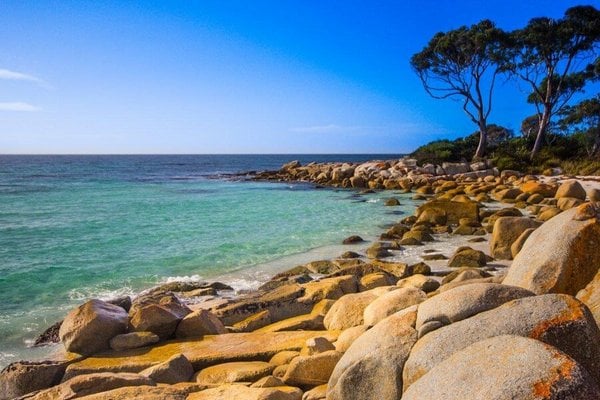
1 0 598 154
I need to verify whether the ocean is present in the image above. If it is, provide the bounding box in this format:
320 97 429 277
0 154 412 367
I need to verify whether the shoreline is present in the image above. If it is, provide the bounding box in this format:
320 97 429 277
5 179 411 364
4 157 600 399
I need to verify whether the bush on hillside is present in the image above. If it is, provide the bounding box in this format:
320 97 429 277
412 130 597 174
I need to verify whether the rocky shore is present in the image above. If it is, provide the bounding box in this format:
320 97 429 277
3 158 600 399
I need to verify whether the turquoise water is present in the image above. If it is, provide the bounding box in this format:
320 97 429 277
0 155 411 366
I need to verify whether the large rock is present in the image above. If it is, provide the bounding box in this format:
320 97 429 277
59 299 129 355
63 330 339 379
68 385 191 400
589 188 600 202
402 335 600 400
323 287 395 331
440 267 491 286
447 246 487 268
129 293 191 340
282 350 342 386
503 206 600 295
558 196 584 210
396 274 439 293
415 283 534 337
327 307 418 400
333 325 369 353
0 361 66 400
403 294 600 389
441 162 470 175
520 180 557 197
256 300 334 333
299 275 358 303
577 271 600 329
281 160 301 171
210 284 310 326
27 372 155 400
195 361 275 386
110 332 160 351
188 384 302 400
490 216 541 260
510 227 536 258
302 384 327 400
415 200 479 225
140 353 194 384
362 287 426 326
555 179 587 200
175 309 226 339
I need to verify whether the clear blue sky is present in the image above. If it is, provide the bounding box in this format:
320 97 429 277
1 0 598 154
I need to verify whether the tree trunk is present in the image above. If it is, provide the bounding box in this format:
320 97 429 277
474 122 487 160
531 107 551 160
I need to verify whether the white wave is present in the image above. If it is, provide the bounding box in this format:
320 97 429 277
162 275 204 284
68 286 135 302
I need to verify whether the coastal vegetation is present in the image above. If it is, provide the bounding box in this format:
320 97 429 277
411 5 600 161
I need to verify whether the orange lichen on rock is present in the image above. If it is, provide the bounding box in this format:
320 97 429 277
529 296 584 340
533 349 577 398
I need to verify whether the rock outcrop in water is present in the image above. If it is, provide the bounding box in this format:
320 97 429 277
5 160 600 399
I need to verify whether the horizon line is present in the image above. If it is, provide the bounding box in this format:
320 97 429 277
0 152 410 156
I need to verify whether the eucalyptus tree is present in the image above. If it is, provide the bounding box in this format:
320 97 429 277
411 20 508 159
559 94 600 157
505 5 600 159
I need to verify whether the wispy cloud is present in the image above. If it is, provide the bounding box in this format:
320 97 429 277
290 121 451 137
0 68 43 83
0 102 40 112
290 124 364 133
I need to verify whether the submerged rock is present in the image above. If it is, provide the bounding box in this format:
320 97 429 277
342 235 364 244
33 321 62 346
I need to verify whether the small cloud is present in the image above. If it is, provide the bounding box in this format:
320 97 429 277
0 68 42 82
290 124 363 133
0 102 40 112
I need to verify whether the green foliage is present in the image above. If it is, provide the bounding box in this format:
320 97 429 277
410 5 600 161
559 95 600 156
411 123 515 165
411 134 479 165
412 129 594 174
503 5 600 157
411 19 509 158
562 159 600 176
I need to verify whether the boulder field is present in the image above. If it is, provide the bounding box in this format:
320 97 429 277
4 160 600 399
